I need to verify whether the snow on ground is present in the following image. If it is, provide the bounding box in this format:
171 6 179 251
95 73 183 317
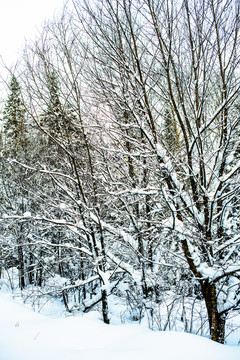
0 290 240 360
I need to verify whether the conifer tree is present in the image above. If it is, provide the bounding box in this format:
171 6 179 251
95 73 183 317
163 108 180 155
2 75 26 157
42 70 66 137
1 76 30 289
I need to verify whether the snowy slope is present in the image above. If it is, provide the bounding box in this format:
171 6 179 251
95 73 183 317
0 292 240 360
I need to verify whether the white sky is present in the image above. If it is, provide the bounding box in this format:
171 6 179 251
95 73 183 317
0 0 65 68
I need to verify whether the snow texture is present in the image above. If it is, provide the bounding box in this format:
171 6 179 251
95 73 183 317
0 290 239 360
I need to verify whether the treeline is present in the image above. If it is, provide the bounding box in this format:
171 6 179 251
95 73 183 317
0 0 240 343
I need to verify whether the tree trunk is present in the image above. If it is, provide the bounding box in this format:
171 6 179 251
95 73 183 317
101 289 110 324
201 281 226 343
36 250 43 287
17 244 25 290
182 240 226 343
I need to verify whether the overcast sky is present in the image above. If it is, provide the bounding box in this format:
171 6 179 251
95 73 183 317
0 0 65 68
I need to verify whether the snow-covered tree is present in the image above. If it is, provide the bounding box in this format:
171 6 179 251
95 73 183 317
1 0 239 343
71 0 240 342
2 75 26 156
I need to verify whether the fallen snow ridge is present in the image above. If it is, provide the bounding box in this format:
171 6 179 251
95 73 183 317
0 292 239 360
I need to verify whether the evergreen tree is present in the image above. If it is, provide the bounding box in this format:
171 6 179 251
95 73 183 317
41 70 66 136
163 108 180 155
2 75 26 156
1 76 31 289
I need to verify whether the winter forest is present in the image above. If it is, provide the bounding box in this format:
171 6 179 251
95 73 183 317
0 0 240 348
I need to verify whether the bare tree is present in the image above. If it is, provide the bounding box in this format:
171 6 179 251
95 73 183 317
1 0 239 342
71 0 240 342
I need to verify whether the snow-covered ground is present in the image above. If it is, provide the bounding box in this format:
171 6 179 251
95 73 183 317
0 288 240 360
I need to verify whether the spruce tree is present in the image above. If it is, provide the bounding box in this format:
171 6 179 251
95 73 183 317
1 76 30 289
41 70 80 152
42 70 65 136
2 75 26 157
163 108 180 155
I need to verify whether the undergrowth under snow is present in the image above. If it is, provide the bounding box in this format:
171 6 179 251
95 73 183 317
0 284 240 360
